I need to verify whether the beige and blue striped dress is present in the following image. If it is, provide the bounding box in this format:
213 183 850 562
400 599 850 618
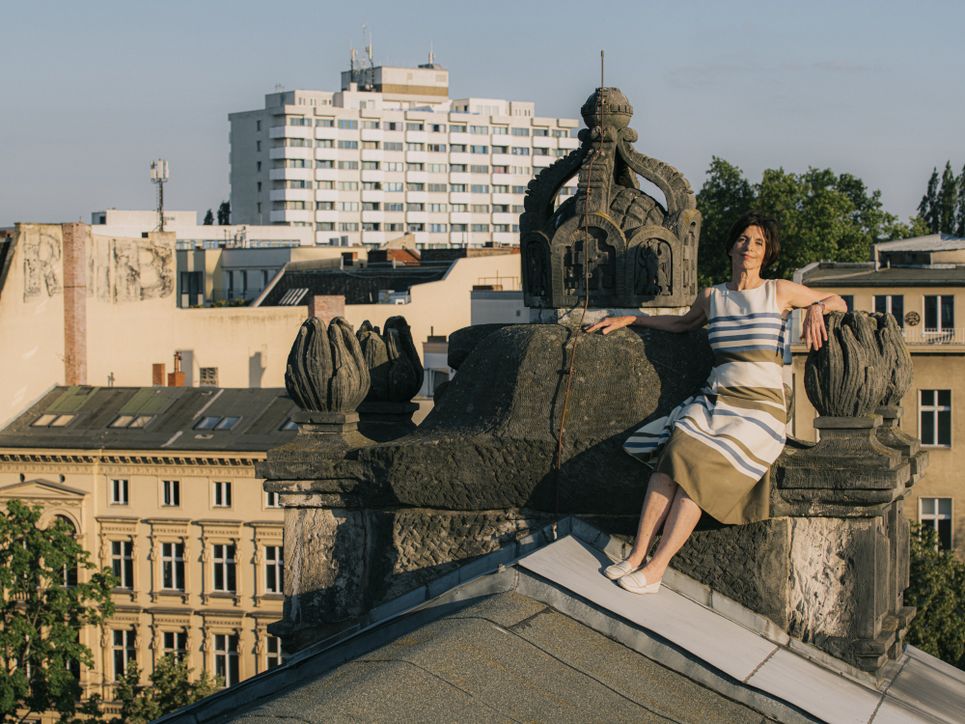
623 280 788 524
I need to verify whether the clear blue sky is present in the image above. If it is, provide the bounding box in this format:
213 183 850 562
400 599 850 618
2 0 962 227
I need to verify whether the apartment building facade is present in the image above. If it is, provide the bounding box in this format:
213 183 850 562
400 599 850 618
229 59 580 248
790 235 965 557
0 386 299 713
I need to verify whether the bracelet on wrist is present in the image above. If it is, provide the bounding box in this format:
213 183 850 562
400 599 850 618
810 301 827 313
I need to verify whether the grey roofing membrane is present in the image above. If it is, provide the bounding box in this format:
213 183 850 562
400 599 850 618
159 519 965 724
0 386 299 452
802 264 965 287
875 234 965 252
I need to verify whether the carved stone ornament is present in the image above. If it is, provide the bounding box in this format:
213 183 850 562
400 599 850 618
285 317 370 414
804 312 888 418
356 316 424 403
870 312 913 408
520 87 700 309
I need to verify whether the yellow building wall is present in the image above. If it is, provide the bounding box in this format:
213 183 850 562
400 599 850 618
1 223 519 427
0 224 67 425
0 451 284 712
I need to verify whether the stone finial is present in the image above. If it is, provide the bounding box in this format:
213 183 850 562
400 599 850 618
520 86 700 310
804 312 887 417
870 312 913 407
285 317 370 413
383 316 423 402
356 321 389 401
356 316 423 403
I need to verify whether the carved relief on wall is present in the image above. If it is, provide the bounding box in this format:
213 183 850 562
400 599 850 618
89 236 174 303
22 227 62 301
627 227 677 297
20 225 174 303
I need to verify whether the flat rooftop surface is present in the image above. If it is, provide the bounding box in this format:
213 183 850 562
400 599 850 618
232 590 761 723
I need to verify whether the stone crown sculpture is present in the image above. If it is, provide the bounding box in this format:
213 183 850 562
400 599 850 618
520 86 701 309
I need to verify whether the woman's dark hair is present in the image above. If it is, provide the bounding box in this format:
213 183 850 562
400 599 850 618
725 212 781 270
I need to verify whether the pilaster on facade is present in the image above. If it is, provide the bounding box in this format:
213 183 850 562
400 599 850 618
97 515 139 603
196 519 244 608
199 610 246 682
246 521 283 607
144 517 192 605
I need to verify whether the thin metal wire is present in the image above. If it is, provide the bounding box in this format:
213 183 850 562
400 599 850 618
552 52 605 520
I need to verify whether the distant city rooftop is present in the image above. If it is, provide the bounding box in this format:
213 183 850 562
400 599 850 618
0 386 298 453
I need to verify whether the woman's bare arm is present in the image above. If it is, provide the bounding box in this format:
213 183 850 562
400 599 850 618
586 288 711 335
775 279 848 351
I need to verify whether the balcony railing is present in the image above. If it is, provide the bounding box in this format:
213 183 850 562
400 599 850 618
901 327 965 345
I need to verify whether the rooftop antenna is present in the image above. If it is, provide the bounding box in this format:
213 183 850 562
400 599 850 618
149 159 169 232
428 41 435 66
601 49 605 87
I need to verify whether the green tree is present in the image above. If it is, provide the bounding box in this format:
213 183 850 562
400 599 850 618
695 156 755 285
938 161 958 234
109 655 220 723
888 214 931 241
0 500 115 722
203 209 215 225
755 167 901 278
904 525 965 669
216 201 231 226
918 167 940 233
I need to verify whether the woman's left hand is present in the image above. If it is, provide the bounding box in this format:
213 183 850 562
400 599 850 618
801 304 828 351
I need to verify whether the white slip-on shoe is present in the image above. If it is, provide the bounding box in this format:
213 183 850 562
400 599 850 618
603 559 638 580
617 569 662 594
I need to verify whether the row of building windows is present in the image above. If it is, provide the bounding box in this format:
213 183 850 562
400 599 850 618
309 140 551 153
312 201 523 213
307 193 527 212
316 222 523 233
290 160 553 172
278 179 538 194
848 293 956 331
112 629 282 687
109 479 281 510
269 140 568 158
272 167 516 188
271 157 556 176
261 116 573 137
109 540 283 595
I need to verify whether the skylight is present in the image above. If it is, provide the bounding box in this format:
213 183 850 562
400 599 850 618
109 414 154 429
193 416 242 431
194 416 220 430
31 414 74 428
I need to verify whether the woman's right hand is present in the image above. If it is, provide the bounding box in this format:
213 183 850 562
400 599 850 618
585 315 637 335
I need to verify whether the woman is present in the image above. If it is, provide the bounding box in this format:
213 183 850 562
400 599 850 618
586 212 847 594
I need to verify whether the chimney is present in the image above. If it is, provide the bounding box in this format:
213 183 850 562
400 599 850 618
167 352 185 387
152 363 166 386
308 295 345 324
62 223 88 385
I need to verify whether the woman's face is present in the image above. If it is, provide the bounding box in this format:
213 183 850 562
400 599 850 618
731 225 767 271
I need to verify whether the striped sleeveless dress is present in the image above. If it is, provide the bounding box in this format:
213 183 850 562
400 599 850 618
623 280 788 525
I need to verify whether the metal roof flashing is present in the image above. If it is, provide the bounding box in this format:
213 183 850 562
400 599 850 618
155 518 965 723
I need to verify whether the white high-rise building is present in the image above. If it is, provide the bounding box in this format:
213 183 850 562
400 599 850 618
229 57 580 248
